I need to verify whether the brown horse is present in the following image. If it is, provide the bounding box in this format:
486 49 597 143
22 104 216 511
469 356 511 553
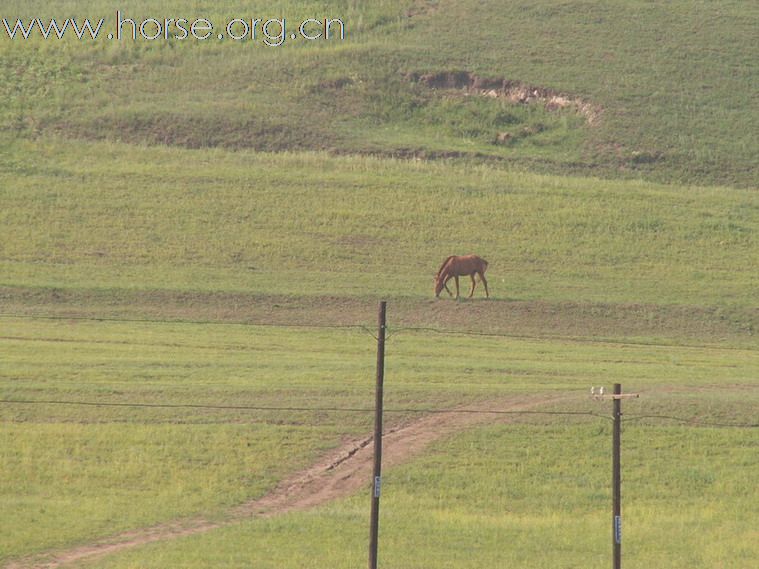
434 254 489 299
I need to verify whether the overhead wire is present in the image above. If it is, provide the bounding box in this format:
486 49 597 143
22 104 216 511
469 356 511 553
2 398 756 427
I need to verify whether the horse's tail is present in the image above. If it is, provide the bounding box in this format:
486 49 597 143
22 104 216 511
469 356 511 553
475 258 488 282
436 255 456 278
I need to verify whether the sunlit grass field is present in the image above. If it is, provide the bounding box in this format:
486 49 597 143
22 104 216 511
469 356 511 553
69 424 757 569
1 139 756 309
1 0 757 567
1 137 757 566
1 140 756 567
1 315 757 564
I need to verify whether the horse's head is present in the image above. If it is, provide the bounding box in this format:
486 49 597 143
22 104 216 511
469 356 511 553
434 275 445 297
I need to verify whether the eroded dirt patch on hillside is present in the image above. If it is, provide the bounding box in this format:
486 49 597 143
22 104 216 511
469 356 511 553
3 395 564 569
406 70 602 125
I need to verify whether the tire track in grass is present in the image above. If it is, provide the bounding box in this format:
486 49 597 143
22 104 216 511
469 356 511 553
4 394 568 569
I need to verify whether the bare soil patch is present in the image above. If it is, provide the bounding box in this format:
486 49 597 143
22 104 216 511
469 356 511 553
406 70 602 125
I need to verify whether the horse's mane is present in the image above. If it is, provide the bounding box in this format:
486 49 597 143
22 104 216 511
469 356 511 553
435 255 456 278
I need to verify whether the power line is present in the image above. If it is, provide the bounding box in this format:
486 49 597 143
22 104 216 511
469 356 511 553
3 399 755 427
0 399 759 429
622 413 759 428
0 398 606 419
0 312 376 334
388 325 759 352
5 397 755 426
3 313 755 352
0 399 374 414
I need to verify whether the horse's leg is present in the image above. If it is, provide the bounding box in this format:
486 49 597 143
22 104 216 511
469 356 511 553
454 275 460 299
468 273 477 298
479 271 489 298
444 276 454 297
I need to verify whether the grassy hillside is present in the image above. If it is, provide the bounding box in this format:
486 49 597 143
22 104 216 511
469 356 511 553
0 1 757 567
1 0 757 186
1 139 757 345
1 138 757 566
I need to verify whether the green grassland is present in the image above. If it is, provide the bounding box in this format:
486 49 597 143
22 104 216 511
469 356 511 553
1 0 757 186
1 140 756 310
2 317 757 564
69 425 758 569
1 0 758 567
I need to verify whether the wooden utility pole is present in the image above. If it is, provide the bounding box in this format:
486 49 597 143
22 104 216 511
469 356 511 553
592 383 638 569
368 301 386 569
612 383 622 569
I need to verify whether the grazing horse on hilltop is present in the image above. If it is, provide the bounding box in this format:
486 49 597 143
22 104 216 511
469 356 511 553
434 254 489 299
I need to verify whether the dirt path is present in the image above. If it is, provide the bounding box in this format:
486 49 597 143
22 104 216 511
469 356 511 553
5 394 567 569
